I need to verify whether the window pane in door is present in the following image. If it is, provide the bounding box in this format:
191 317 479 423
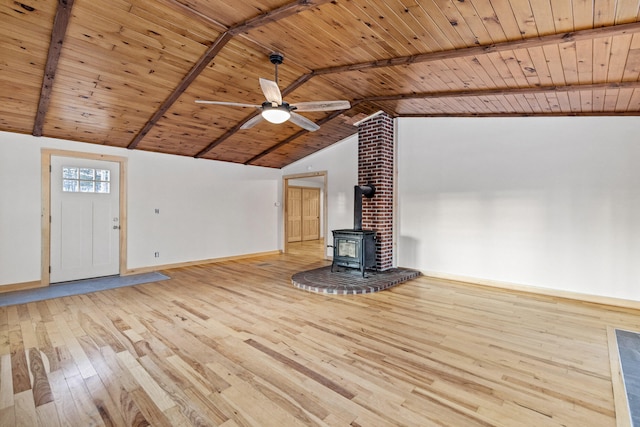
63 179 79 192
95 182 110 194
96 169 110 181
79 180 95 192
63 167 78 179
80 168 95 180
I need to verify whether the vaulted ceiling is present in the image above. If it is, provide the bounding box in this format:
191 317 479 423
1 0 639 168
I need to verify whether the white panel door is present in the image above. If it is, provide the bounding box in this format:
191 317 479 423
50 156 120 283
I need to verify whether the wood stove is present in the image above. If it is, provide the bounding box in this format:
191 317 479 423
330 183 377 276
331 229 376 276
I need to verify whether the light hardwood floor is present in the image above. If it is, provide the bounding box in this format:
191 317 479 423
1 241 639 426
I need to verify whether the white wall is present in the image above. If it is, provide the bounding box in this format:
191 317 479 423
282 134 358 255
397 117 640 301
0 134 42 286
127 149 280 268
8 116 635 302
0 131 281 286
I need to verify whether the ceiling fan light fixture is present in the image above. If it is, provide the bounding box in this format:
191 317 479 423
261 105 290 124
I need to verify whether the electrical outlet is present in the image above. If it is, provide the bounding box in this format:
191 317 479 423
154 252 160 258
154 208 160 214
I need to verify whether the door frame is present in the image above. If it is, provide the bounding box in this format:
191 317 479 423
282 171 327 257
41 149 128 286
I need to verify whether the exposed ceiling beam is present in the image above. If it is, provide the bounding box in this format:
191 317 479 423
281 74 314 98
127 31 233 149
312 21 640 75
359 81 640 103
128 0 333 150
33 0 75 137
229 0 335 35
193 113 259 158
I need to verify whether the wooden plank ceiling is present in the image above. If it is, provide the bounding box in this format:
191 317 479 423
1 0 639 168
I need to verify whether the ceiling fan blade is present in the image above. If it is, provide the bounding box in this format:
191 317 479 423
259 78 283 105
240 113 265 130
291 100 351 112
289 112 320 132
195 100 260 108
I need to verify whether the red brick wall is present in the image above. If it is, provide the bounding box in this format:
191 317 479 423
358 112 394 271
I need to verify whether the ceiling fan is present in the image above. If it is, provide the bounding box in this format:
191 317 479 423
195 53 351 132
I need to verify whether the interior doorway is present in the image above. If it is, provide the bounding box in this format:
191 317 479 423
283 171 327 258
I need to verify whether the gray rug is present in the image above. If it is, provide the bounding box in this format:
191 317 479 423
616 329 640 426
0 272 169 307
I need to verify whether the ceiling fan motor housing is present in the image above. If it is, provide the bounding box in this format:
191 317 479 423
269 53 284 65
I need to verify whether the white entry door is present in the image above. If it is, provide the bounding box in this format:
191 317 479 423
50 156 120 283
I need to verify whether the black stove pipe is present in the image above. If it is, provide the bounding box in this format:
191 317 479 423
354 183 375 231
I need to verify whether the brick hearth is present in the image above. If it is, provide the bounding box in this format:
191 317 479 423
292 266 420 295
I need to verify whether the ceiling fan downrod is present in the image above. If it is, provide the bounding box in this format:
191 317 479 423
269 52 284 85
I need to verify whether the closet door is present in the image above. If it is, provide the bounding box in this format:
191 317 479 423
287 187 302 242
301 188 320 241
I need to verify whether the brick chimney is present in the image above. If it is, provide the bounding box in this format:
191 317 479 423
357 112 394 271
